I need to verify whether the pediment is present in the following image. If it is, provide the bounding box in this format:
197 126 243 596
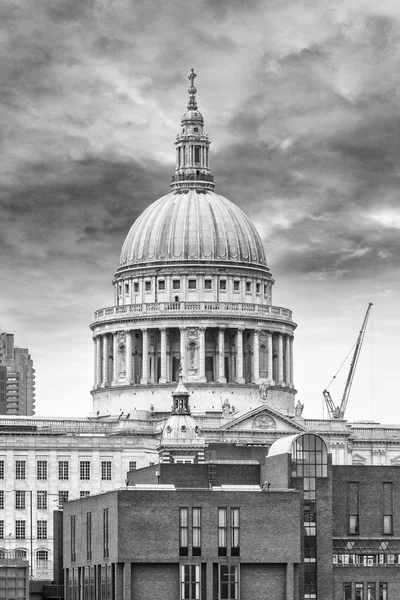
352 453 367 465
219 405 309 433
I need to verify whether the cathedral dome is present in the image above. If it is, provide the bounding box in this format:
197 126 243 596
119 189 267 268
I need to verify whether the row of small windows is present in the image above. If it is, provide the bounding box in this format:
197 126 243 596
343 581 388 600
0 489 91 512
0 459 136 481
0 519 48 540
0 548 49 563
119 279 269 294
179 507 239 557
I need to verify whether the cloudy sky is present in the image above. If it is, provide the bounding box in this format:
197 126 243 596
1 0 400 422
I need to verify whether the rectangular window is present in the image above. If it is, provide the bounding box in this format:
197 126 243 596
218 508 227 556
15 520 25 540
37 491 47 510
80 461 91 480
129 461 137 471
188 279 197 290
80 491 90 498
101 461 112 481
343 583 352 600
71 515 76 562
256 282 261 293
192 508 201 556
158 280 165 290
15 490 25 510
103 508 109 558
348 482 359 534
219 280 226 290
245 282 251 292
134 282 139 293
231 508 240 556
264 284 268 296
145 281 151 291
15 460 26 480
0 490 4 510
37 520 47 540
179 507 189 556
37 460 48 480
219 564 239 600
0 521 3 539
125 283 129 294
58 490 69 508
233 281 240 291
383 482 393 534
367 583 376 600
379 583 388 600
204 279 212 290
59 460 69 480
173 280 181 290
180 564 200 600
355 583 364 600
194 146 200 163
0 460 4 479
87 512 92 560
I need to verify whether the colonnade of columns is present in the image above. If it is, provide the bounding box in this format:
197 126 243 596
93 327 294 389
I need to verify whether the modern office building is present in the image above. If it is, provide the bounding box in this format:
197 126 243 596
0 334 35 416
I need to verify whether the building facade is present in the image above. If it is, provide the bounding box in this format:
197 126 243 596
0 333 35 416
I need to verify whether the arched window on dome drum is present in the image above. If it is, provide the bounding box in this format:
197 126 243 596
188 341 197 371
259 344 268 378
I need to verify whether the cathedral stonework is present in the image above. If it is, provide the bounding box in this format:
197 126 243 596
90 71 297 417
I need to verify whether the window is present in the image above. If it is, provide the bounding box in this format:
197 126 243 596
37 491 47 510
379 583 388 600
87 512 92 560
134 282 139 293
15 549 27 559
145 281 151 292
188 279 197 290
37 460 48 480
37 520 47 540
348 482 360 534
367 583 376 600
264 284 268 296
231 508 240 556
58 460 69 480
179 507 189 556
233 281 240 291
245 282 251 292
218 508 227 556
0 460 4 479
256 282 260 294
355 583 364 600
383 482 393 534
15 520 25 540
158 280 165 290
180 565 200 600
0 521 4 539
192 508 201 556
219 564 239 600
15 460 26 480
58 491 69 508
80 491 90 498
204 279 212 290
125 283 129 294
36 550 48 569
194 146 200 163
219 280 226 290
173 280 181 290
71 515 76 562
103 508 109 558
129 461 137 471
15 491 25 510
80 461 91 480
101 461 112 481
0 490 4 510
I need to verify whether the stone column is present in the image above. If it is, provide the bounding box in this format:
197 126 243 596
159 327 167 383
285 335 291 387
218 327 226 383
140 329 149 384
95 336 102 388
236 328 245 383
102 335 109 387
126 330 132 383
179 327 186 376
198 327 206 382
252 329 260 383
112 332 119 384
278 334 284 385
267 331 274 384
290 336 294 387
122 562 132 600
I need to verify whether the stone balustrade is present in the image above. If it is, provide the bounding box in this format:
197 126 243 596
93 301 293 323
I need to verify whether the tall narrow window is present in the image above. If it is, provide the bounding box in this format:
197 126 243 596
348 482 359 534
15 490 26 510
71 515 76 562
180 565 200 600
192 508 201 556
58 491 69 508
0 521 3 539
103 508 109 558
101 461 112 481
87 512 92 560
80 461 91 480
218 508 227 556
15 460 26 480
0 460 4 479
383 482 393 534
37 460 48 480
37 520 47 540
367 583 376 600
179 508 189 556
343 583 352 600
15 520 25 540
37 491 47 510
231 508 240 556
379 583 388 600
0 491 4 510
355 583 364 600
194 146 200 163
219 565 239 600
59 461 69 480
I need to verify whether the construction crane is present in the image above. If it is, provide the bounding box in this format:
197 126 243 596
323 303 373 420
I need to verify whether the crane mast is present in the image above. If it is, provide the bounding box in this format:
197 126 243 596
323 303 373 420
